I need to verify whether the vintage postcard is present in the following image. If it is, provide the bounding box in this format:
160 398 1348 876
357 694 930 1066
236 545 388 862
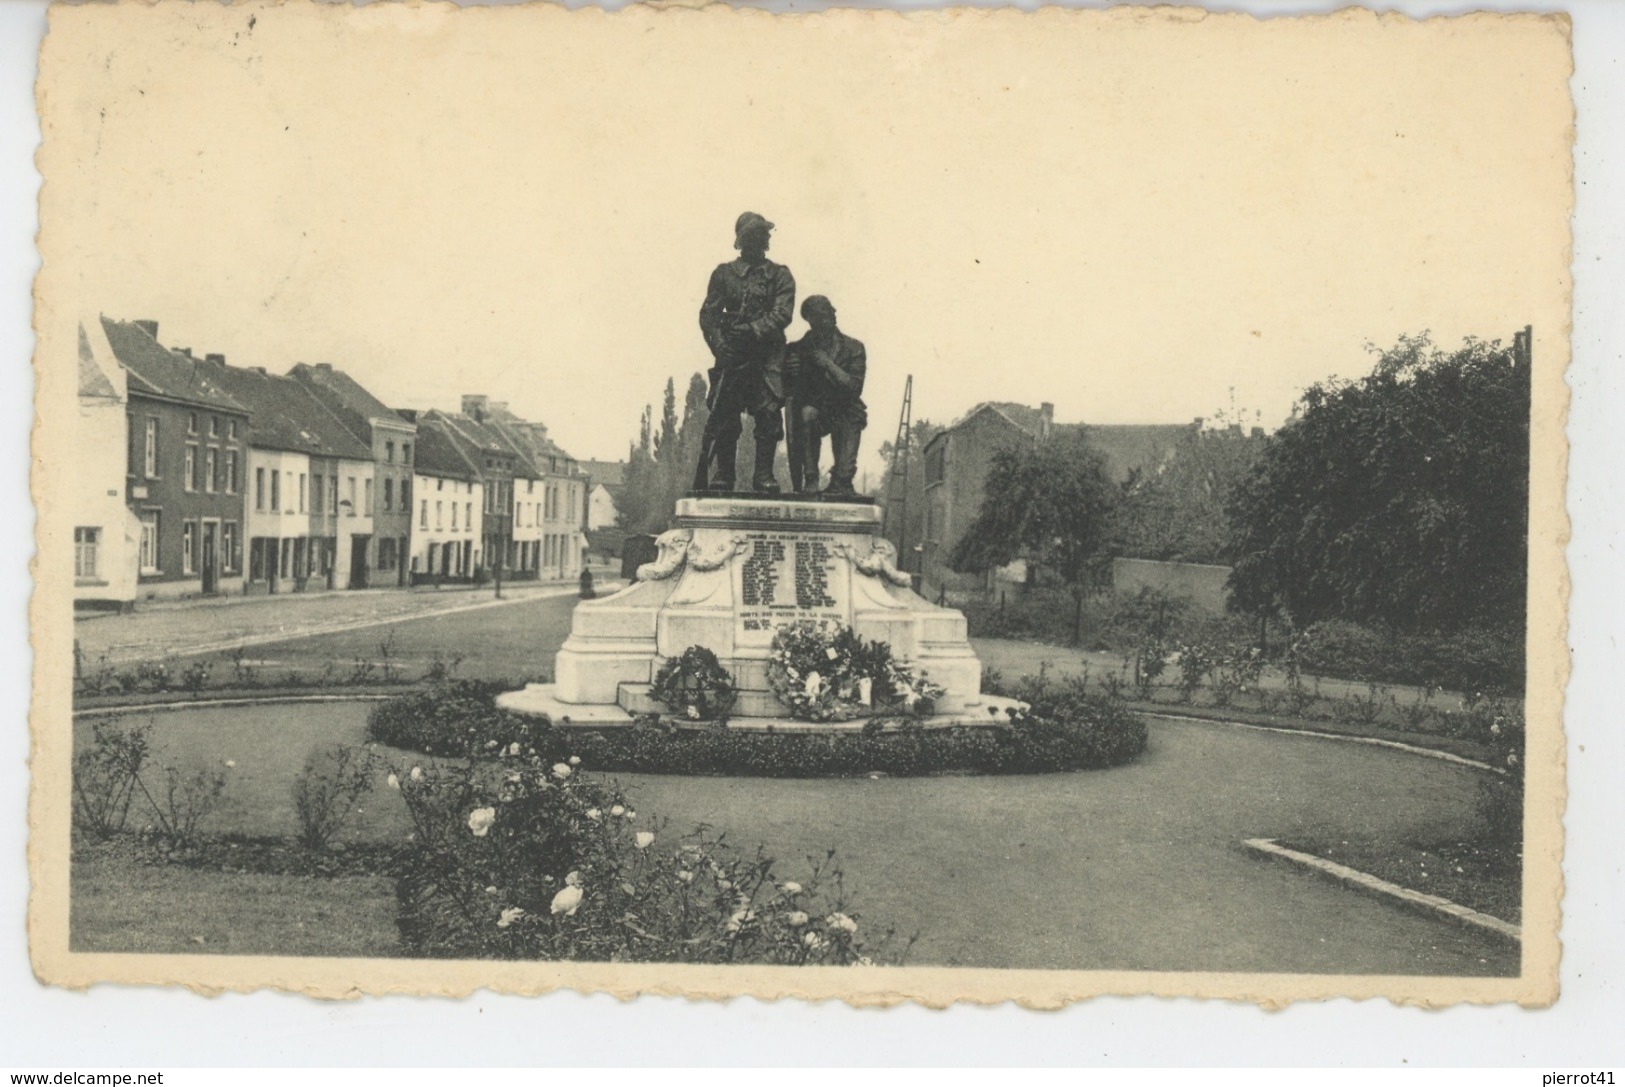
30 2 1571 1007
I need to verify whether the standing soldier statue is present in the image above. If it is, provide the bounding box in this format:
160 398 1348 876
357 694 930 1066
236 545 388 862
694 212 796 494
786 295 867 496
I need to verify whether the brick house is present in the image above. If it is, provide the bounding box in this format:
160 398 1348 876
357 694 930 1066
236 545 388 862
460 394 587 582
398 410 484 585
102 317 251 601
287 363 417 588
920 401 1198 596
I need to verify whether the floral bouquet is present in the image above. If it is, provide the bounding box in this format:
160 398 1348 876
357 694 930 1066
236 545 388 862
765 620 945 722
650 646 737 722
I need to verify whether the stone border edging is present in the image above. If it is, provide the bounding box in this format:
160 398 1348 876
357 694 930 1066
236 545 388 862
73 692 403 719
1140 711 1498 774
1243 837 1520 943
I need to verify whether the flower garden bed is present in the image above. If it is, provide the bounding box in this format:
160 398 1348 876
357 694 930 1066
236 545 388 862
367 676 1149 777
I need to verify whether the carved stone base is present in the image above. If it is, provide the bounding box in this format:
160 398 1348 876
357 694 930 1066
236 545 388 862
502 496 986 723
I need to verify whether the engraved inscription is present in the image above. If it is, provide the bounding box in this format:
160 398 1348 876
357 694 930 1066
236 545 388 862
735 531 848 641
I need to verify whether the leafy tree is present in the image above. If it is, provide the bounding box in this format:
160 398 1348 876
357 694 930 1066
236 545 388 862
1113 414 1266 565
1227 332 1530 635
949 429 1119 643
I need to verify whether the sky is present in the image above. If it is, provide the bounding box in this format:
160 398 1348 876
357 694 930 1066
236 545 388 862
41 4 1571 467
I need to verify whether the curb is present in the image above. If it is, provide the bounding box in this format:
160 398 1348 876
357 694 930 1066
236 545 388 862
73 692 403 719
90 582 622 665
1242 837 1520 943
1140 711 1498 774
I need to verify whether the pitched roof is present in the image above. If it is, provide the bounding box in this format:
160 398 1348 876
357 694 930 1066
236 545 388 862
1059 422 1198 483
198 359 371 460
434 412 539 478
287 362 412 442
410 414 482 481
77 323 118 400
100 317 247 414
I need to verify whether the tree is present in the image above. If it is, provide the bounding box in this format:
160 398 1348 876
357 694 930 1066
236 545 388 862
1227 332 1530 635
949 429 1119 642
1113 415 1266 565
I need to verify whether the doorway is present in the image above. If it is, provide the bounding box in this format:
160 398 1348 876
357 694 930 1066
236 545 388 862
349 535 371 589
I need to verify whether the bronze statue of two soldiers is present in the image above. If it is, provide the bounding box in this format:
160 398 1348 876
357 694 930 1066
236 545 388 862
693 212 867 497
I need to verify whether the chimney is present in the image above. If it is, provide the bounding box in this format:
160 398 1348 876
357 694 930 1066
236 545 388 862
1039 402 1054 439
133 320 158 339
395 408 419 423
490 401 510 419
204 353 225 366
251 366 267 375
176 347 194 359
316 362 333 372
461 394 488 419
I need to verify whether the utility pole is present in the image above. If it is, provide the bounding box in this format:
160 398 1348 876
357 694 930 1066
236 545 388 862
882 375 914 570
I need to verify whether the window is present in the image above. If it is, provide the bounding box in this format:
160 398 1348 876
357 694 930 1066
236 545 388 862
74 527 99 579
402 442 412 465
450 502 457 530
229 419 239 440
255 467 266 511
226 450 239 494
347 477 357 516
528 479 535 495
299 473 307 513
364 478 373 515
138 512 159 573
465 502 471 529
182 521 196 575
188 411 198 435
384 477 394 511
401 479 411 507
437 478 444 491
143 418 159 478
312 473 324 512
378 537 396 571
270 470 281 512
221 522 237 573
210 416 220 437
419 499 428 529
436 500 443 529
204 448 218 493
328 475 338 514
386 441 395 463
183 445 197 492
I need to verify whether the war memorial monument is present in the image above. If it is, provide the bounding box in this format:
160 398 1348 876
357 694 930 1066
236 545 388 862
499 213 1010 729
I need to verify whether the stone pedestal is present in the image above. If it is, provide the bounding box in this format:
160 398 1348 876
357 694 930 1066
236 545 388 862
498 496 997 728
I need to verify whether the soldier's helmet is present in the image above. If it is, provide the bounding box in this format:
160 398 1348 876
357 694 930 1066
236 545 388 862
734 211 775 239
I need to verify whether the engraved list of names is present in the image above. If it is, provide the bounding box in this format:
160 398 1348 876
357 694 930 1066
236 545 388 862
735 532 848 644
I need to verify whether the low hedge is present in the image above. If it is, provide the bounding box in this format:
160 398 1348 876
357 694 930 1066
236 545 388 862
1293 619 1524 696
366 678 1148 777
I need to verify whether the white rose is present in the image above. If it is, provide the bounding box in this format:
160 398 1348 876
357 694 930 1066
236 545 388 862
686 705 701 720
635 831 655 849
780 881 803 895
508 742 521 756
827 912 858 934
803 931 825 950
565 870 583 887
552 763 572 779
677 870 694 884
585 808 602 822
610 805 626 817
787 910 810 926
496 906 525 928
569 756 581 766
386 773 400 790
410 766 425 782
467 807 497 837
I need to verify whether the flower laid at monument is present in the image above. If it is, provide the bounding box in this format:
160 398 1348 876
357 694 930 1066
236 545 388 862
764 621 945 722
648 646 738 722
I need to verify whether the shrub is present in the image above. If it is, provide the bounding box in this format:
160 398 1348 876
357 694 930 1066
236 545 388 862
1292 619 1523 695
649 646 737 722
368 679 550 757
367 677 1148 778
146 761 230 848
293 744 381 851
1475 705 1524 857
392 753 898 963
72 720 152 837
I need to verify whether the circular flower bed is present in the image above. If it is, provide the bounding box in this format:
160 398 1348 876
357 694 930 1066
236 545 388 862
765 621 945 722
649 646 737 722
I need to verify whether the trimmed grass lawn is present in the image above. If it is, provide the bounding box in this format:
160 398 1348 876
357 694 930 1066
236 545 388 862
72 843 398 957
72 700 1518 974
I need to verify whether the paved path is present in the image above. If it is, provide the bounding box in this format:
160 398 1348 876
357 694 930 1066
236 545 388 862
73 577 619 668
90 699 1517 975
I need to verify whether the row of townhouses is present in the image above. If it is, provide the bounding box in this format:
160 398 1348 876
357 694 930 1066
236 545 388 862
72 316 592 609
